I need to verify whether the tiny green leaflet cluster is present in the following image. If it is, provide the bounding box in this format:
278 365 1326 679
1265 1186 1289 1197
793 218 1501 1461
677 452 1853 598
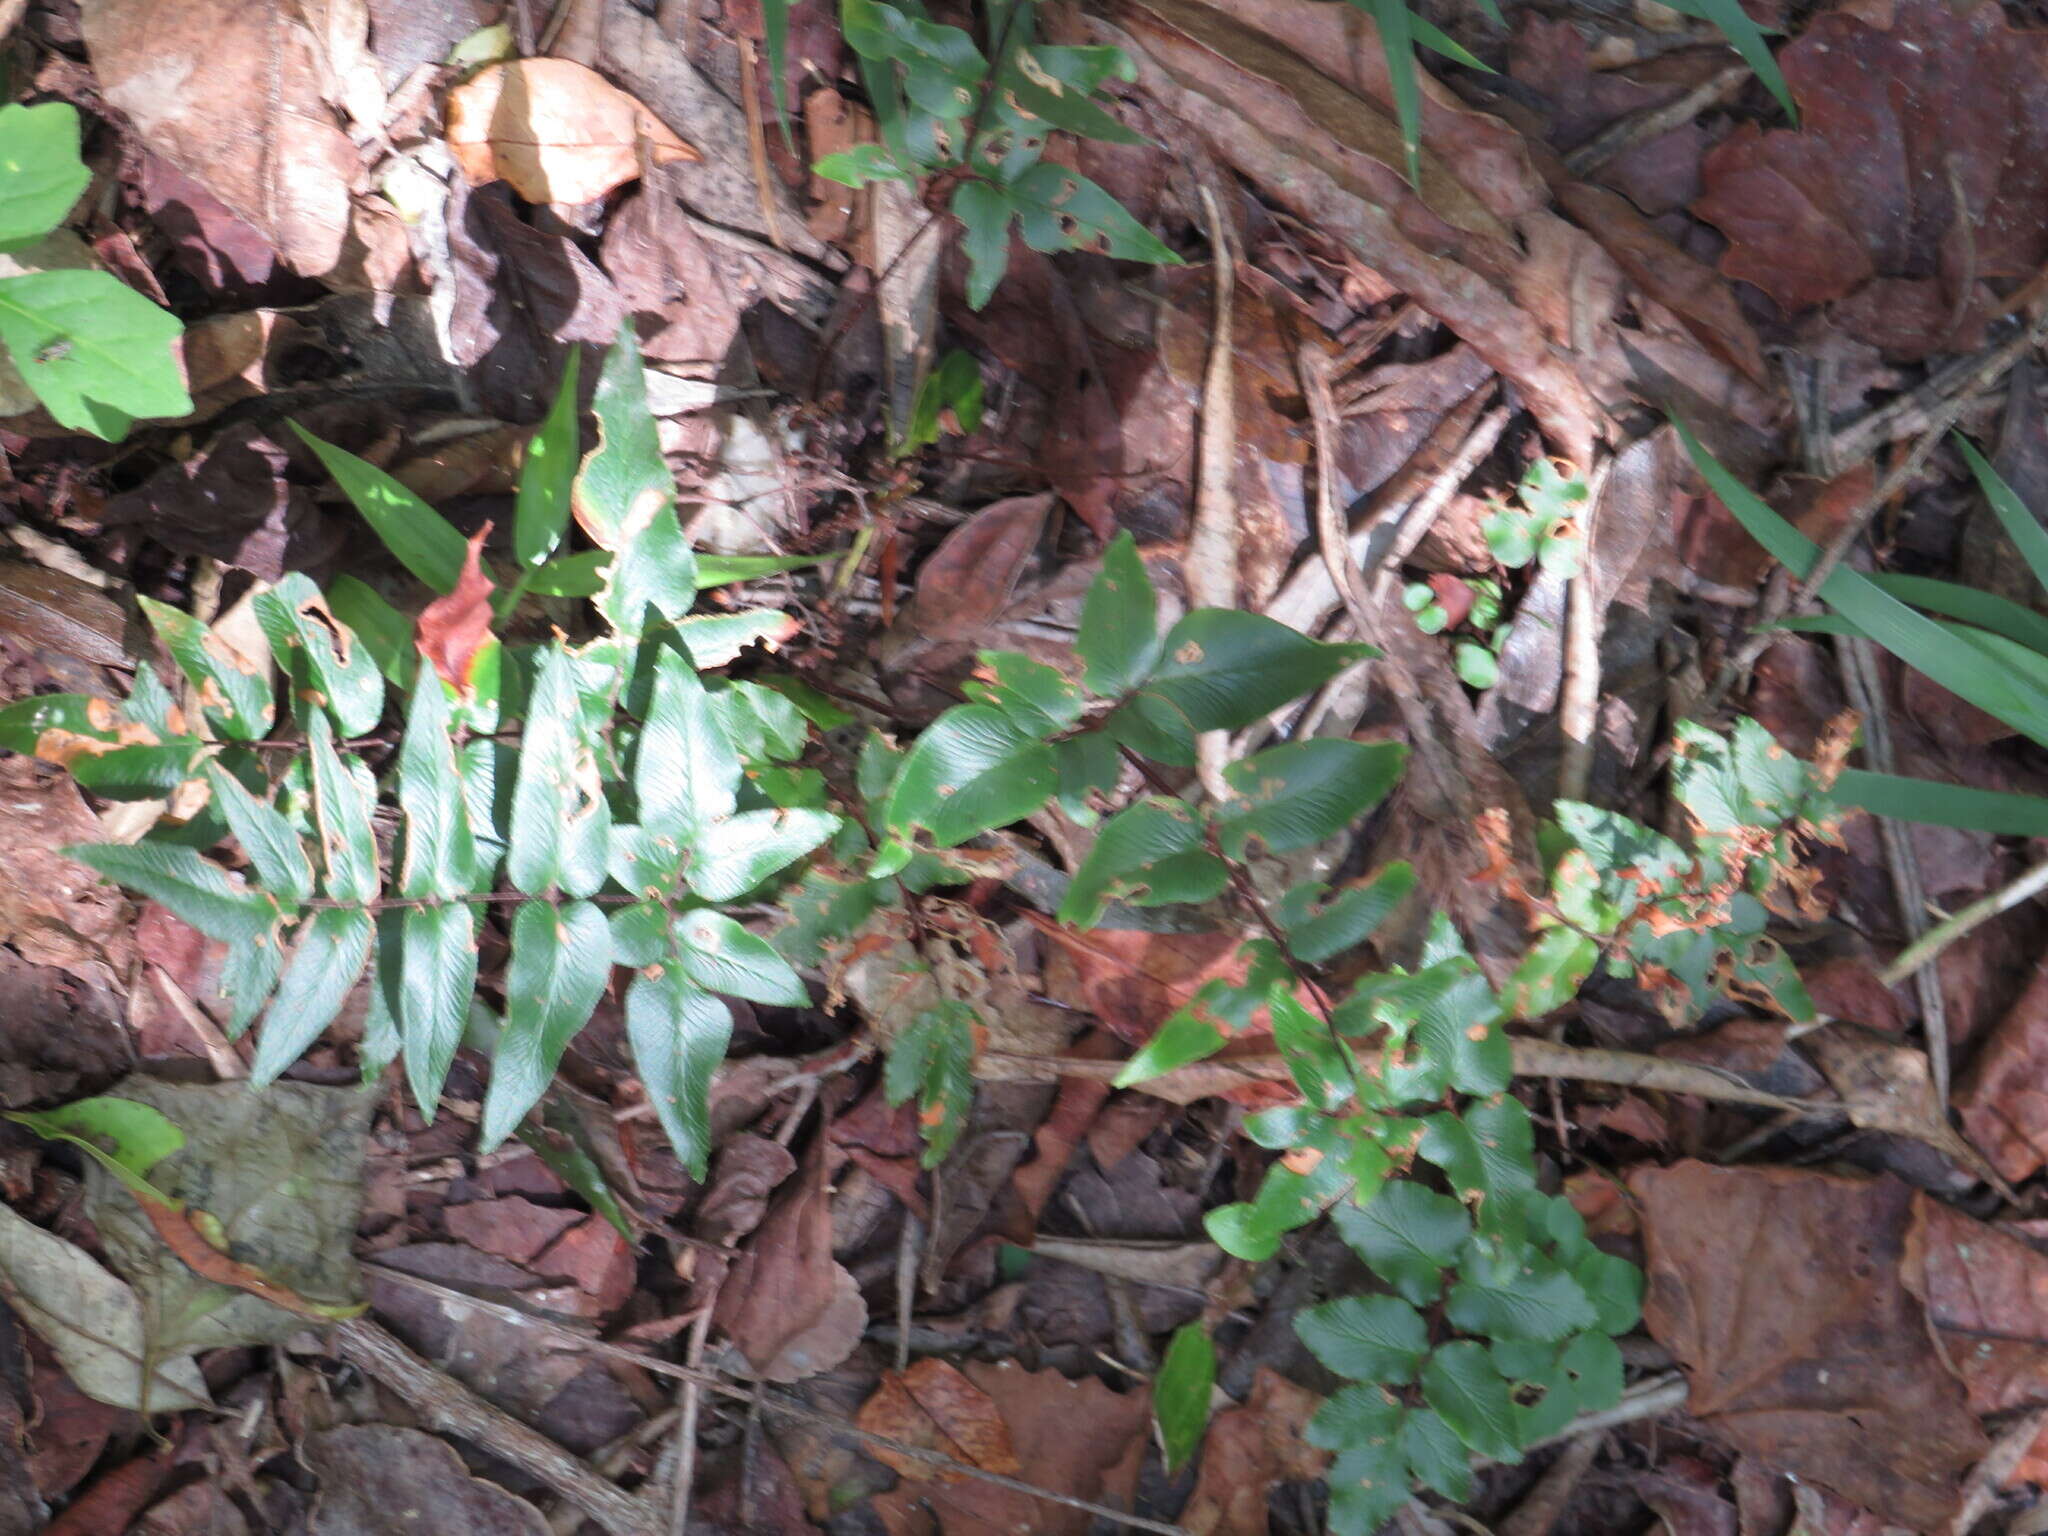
1406 458 1588 692
800 0 1179 309
0 329 836 1181
1685 423 2048 842
0 101 190 438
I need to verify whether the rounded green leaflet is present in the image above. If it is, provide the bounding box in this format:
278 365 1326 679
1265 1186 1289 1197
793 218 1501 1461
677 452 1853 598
1398 1407 1473 1502
1420 1340 1521 1463
1327 1439 1413 1535
0 268 191 438
1295 1294 1429 1384
883 704 1057 847
1306 1382 1403 1453
1333 1180 1471 1306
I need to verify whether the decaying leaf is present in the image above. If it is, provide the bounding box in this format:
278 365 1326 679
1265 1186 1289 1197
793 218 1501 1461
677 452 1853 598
80 0 358 275
415 526 497 691
0 1201 210 1413
714 1132 866 1382
909 493 1055 644
1179 1367 1327 1536
856 1357 1023 1482
1694 0 2048 358
1633 1162 1985 1530
445 58 699 206
304 1424 550 1536
1904 1193 2048 1415
82 1079 372 1361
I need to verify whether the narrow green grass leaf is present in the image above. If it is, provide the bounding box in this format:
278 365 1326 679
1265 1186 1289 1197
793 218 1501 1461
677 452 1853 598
291 425 467 594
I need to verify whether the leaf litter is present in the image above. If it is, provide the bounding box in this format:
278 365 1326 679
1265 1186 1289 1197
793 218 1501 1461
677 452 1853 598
9 0 2048 1531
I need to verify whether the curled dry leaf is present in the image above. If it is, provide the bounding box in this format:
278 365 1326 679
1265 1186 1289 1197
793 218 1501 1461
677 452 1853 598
1693 0 2048 359
1632 1161 1984 1531
80 0 357 276
415 526 497 691
856 1357 1024 1483
445 59 699 207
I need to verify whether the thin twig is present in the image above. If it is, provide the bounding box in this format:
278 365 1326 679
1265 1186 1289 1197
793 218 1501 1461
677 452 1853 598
1557 459 1615 803
1563 66 1748 177
1189 182 1240 802
665 1308 715 1536
334 1317 663 1536
1884 853 2048 986
1523 1373 1689 1452
1835 629 1950 1099
358 1268 1189 1535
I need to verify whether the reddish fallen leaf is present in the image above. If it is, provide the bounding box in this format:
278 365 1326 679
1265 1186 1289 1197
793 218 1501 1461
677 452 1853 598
866 1361 1149 1536
1178 1368 1327 1536
303 1423 549 1536
531 1214 636 1317
443 1195 581 1267
1032 919 1263 1047
43 1442 176 1536
24 1336 122 1502
1957 963 2048 1184
714 1134 866 1382
1632 1162 1985 1531
445 59 699 206
856 1358 1023 1483
910 493 1055 644
1636 1459 1739 1536
1694 0 2048 358
1904 1193 2048 1414
415 525 497 692
1011 1032 1122 1223
136 1192 365 1322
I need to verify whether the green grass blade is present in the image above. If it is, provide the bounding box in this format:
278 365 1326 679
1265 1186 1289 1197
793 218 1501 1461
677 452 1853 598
1868 573 2048 658
1835 768 2048 838
1353 0 1422 188
1956 436 2048 601
1678 421 2048 748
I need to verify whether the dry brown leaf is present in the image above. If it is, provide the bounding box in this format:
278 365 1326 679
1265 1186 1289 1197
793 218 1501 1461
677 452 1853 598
855 1358 1023 1483
304 1424 549 1536
1693 0 2048 359
1632 1162 1985 1531
714 1133 866 1382
866 1361 1150 1536
910 494 1056 644
80 0 358 276
1181 1367 1327 1536
442 1197 582 1268
1957 963 2048 1184
1904 1193 2048 1415
445 58 698 207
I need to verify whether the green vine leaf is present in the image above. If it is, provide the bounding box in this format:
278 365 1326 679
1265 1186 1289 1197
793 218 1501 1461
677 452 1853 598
884 704 1057 847
482 899 612 1149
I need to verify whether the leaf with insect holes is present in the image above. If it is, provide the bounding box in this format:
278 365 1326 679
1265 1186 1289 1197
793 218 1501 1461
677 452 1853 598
508 646 610 898
1334 1180 1471 1307
672 909 808 1006
1374 957 1510 1102
686 808 841 901
0 269 190 439
841 0 985 114
481 899 611 1148
885 998 976 1166
248 906 373 1085
1422 1341 1521 1462
1056 798 1225 928
292 425 466 595
1005 161 1179 268
1215 739 1405 858
1297 1294 1430 1384
1307 1382 1403 1454
399 901 478 1120
205 764 311 908
885 704 1057 847
1078 531 1161 697
1111 612 1374 765
306 712 379 906
0 102 90 249
136 598 273 742
990 43 1144 147
1504 926 1598 1017
415 528 497 692
1155 1323 1214 1475
574 322 670 552
67 841 278 943
626 964 732 1180
515 350 580 567
1270 987 1353 1112
254 573 387 736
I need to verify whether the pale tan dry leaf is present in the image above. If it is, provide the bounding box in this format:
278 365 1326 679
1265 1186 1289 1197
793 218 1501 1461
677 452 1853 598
80 0 357 276
444 59 699 206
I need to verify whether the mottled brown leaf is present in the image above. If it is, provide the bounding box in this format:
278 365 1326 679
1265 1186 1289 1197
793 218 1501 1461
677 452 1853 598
415 526 497 691
445 59 698 206
856 1358 1023 1482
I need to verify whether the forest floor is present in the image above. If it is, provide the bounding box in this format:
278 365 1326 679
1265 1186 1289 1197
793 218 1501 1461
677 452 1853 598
5 0 2048 1534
